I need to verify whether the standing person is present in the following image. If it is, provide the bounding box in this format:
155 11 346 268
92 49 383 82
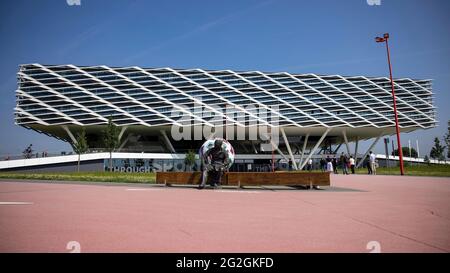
326 156 333 173
332 157 338 174
349 156 355 174
307 158 313 171
366 155 372 174
344 155 350 175
340 152 349 175
320 158 326 172
369 151 377 175
23 144 33 159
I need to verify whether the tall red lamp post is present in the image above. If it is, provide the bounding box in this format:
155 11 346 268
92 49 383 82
375 33 405 175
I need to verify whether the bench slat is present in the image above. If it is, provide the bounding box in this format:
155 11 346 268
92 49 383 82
156 172 330 187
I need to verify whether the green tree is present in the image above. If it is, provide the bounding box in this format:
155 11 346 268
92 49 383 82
430 137 446 162
103 116 120 171
445 120 450 159
73 129 89 172
184 150 196 171
423 155 430 165
392 147 418 158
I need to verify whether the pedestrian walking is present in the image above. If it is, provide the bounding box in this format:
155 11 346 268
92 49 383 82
369 151 377 175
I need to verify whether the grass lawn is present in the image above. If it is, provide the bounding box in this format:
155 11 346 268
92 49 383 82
0 164 449 183
354 164 450 177
0 171 156 183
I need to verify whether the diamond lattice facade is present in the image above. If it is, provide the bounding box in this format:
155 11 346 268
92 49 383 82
15 64 436 155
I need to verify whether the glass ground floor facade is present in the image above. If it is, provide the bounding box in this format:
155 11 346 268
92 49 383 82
103 158 290 173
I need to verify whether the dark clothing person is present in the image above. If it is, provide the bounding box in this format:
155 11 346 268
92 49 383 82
366 156 372 174
199 140 229 189
332 158 338 174
23 144 33 159
320 158 326 172
340 154 349 175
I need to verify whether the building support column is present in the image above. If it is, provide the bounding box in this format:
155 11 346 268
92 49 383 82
116 126 129 152
251 141 258 154
356 133 383 168
263 133 290 163
333 143 342 154
118 134 131 151
354 136 359 160
280 128 298 170
270 143 290 163
61 125 77 145
342 130 351 156
118 126 128 142
298 133 310 168
294 136 303 154
293 144 300 154
300 128 331 170
240 142 249 153
160 130 176 153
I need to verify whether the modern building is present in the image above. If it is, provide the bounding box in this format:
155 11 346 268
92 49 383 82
12 63 436 171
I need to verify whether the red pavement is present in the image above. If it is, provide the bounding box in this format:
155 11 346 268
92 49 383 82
0 174 449 253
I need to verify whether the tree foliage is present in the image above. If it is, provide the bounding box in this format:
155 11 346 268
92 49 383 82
423 155 430 165
184 150 196 171
430 137 446 161
103 117 120 171
103 117 120 153
73 129 88 172
73 129 88 155
445 121 450 159
392 147 418 158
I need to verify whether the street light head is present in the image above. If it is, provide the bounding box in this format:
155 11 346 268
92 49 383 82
383 33 389 39
375 37 385 43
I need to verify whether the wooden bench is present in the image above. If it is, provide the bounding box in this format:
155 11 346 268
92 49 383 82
155 171 330 188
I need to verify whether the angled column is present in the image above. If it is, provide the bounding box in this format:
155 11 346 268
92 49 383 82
118 126 128 142
160 130 176 153
342 130 351 156
300 128 331 170
298 133 310 167
356 133 383 168
118 134 131 151
280 128 298 170
61 125 78 145
293 136 302 154
354 136 359 160
116 126 129 152
251 141 258 154
333 143 342 154
262 133 290 163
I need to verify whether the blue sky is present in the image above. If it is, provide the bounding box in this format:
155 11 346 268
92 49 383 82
0 0 449 157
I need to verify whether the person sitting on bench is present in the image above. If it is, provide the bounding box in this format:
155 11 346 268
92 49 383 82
199 139 229 189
